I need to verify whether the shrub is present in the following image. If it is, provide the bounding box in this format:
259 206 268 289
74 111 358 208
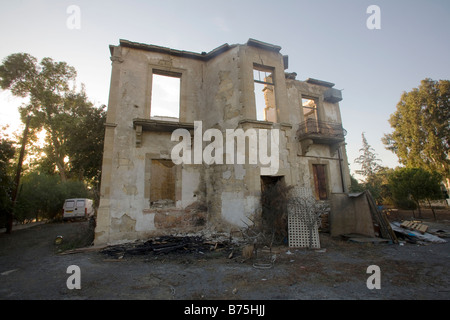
14 172 90 222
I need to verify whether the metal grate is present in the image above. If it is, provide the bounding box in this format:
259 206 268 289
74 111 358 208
287 188 321 249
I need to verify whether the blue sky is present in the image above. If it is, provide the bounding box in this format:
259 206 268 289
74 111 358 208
1 0 449 178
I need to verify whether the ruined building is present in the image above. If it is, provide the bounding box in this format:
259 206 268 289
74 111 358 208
94 39 352 245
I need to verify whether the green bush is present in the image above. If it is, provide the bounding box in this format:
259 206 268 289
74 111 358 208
393 198 417 210
388 167 442 217
14 172 90 222
0 134 15 228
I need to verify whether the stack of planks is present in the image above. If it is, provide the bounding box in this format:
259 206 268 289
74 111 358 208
365 191 398 243
400 221 429 234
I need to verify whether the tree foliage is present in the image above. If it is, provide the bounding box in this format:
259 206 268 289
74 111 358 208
388 167 443 218
0 53 76 181
365 167 393 205
352 133 388 204
354 132 382 180
0 130 16 226
0 53 105 184
383 78 450 187
350 168 393 205
349 175 365 193
0 53 106 226
66 103 106 188
14 172 90 222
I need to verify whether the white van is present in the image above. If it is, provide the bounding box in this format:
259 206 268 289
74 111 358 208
63 198 95 220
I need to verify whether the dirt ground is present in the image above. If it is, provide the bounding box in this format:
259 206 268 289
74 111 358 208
1 208 449 301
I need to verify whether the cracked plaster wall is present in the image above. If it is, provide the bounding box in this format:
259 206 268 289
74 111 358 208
95 41 351 245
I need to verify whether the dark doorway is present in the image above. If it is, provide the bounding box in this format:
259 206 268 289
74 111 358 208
260 176 290 244
312 164 328 200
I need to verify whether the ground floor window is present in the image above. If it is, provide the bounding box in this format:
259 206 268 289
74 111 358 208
150 159 176 206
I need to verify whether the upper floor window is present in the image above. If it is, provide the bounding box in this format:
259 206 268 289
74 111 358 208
302 97 318 122
253 64 276 122
150 70 181 120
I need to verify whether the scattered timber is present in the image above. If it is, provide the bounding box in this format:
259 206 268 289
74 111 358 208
101 235 231 258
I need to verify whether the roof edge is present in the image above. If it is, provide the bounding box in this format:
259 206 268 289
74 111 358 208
117 39 234 61
111 38 283 60
247 38 282 52
305 78 335 88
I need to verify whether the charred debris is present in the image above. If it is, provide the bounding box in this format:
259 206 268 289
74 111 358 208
101 235 236 259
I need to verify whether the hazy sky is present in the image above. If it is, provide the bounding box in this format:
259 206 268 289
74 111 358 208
1 0 449 178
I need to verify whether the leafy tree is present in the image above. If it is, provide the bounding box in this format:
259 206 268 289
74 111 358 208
66 103 106 189
353 133 388 204
28 92 106 191
383 78 450 189
0 53 103 182
354 132 382 180
350 168 393 205
14 172 89 222
365 167 394 205
0 53 75 181
388 167 443 219
349 175 365 193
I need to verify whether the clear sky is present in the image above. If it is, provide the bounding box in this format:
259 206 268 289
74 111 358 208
1 0 449 178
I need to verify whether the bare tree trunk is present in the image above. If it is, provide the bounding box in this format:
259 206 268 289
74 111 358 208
7 117 30 234
55 158 67 182
417 203 423 219
413 196 422 219
50 132 67 182
427 199 437 221
47 118 67 182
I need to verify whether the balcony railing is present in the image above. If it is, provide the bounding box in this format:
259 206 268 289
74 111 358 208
297 119 346 144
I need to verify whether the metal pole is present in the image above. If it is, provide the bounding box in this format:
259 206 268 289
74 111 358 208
337 146 345 193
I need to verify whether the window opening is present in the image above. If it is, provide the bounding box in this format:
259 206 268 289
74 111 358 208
253 65 276 122
302 97 319 133
302 98 318 121
150 159 176 207
150 71 181 120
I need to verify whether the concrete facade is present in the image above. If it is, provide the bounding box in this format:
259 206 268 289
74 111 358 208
94 39 352 245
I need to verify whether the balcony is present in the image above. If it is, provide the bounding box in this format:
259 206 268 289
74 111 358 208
132 118 194 148
297 120 346 153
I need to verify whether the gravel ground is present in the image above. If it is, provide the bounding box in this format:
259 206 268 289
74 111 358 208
1 216 449 301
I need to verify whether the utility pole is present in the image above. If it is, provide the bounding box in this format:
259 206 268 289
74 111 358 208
6 116 30 234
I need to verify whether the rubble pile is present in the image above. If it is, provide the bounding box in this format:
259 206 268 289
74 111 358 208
390 221 448 245
101 235 232 258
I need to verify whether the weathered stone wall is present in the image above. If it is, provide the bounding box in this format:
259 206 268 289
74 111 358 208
95 44 208 244
95 39 352 245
